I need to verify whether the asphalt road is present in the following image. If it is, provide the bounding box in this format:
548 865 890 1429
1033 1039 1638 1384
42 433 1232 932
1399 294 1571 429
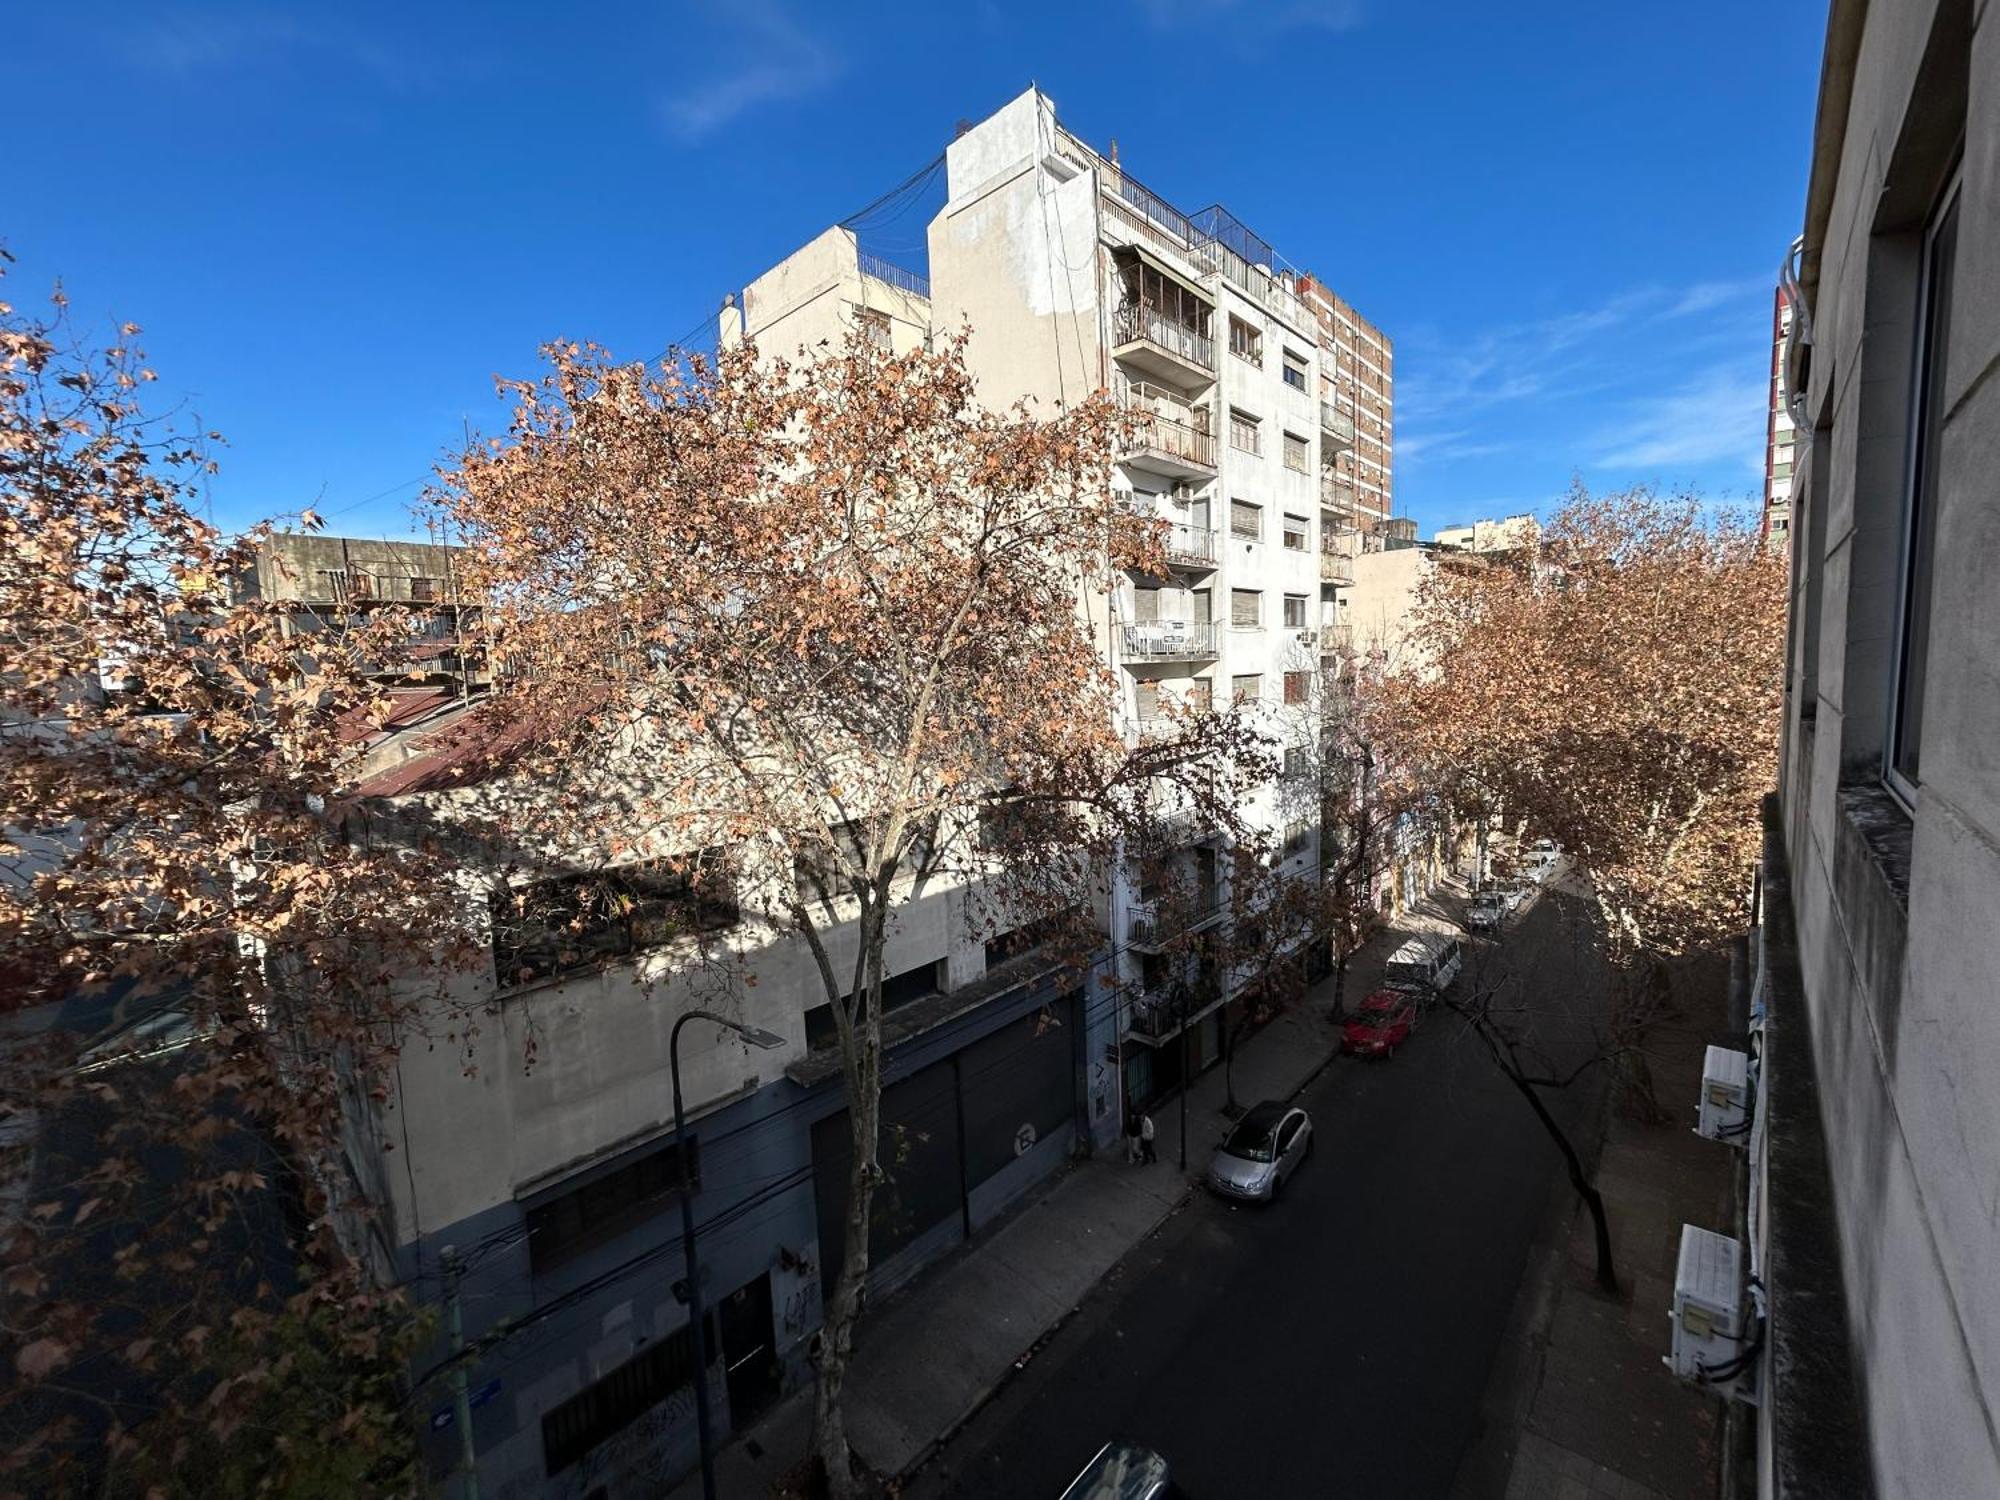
909 873 1606 1500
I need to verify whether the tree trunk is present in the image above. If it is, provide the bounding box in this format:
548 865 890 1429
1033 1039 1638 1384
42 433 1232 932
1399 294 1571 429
1498 1058 1619 1295
811 943 886 1497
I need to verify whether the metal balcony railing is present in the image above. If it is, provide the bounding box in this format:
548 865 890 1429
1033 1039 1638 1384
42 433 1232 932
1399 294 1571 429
1127 890 1221 948
1114 303 1215 372
1319 551 1355 585
1320 402 1356 447
1164 523 1218 568
857 252 930 299
1121 620 1220 661
1125 409 1217 470
1320 475 1357 516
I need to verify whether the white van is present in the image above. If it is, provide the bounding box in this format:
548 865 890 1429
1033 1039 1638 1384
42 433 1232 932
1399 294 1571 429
1383 933 1463 999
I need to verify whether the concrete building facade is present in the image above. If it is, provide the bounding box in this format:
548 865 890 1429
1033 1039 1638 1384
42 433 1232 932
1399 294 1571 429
1762 287 1798 550
1296 275 1393 529
1755 0 2000 1493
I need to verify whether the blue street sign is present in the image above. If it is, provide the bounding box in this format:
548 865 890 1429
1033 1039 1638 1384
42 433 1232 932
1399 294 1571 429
470 1378 502 1409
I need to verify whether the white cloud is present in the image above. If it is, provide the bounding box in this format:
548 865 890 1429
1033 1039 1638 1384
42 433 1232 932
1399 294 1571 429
115 11 429 88
659 1 841 141
1665 276 1771 318
1595 364 1768 473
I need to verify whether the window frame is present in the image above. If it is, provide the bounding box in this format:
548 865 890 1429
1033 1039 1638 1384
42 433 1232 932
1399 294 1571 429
1231 673 1263 704
1229 499 1263 541
1885 165 1962 805
1283 431 1310 473
1229 588 1262 629
1282 593 1308 628
1282 514 1309 551
1228 315 1263 366
1229 409 1262 455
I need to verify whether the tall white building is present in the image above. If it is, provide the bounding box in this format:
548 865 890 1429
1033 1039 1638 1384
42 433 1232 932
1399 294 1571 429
1762 287 1796 549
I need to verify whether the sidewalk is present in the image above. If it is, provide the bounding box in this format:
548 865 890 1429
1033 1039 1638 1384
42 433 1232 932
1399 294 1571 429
1462 950 1739 1500
668 907 1422 1499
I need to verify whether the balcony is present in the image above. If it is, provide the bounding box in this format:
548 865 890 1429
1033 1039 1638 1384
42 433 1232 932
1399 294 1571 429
1122 620 1219 663
1320 475 1356 521
1319 551 1354 585
1120 382 1217 478
1163 522 1218 571
1125 982 1228 1045
1320 402 1356 453
1127 890 1224 951
1113 303 1215 384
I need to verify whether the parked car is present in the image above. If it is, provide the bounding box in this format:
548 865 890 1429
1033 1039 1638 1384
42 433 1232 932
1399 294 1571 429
1341 988 1418 1058
1466 891 1506 931
1499 880 1529 913
1060 1441 1172 1500
1383 932 1463 1000
1206 1100 1313 1202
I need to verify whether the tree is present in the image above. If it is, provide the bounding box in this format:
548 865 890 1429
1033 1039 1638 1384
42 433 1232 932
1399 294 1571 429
1372 484 1785 1292
0 271 468 1491
434 330 1265 1495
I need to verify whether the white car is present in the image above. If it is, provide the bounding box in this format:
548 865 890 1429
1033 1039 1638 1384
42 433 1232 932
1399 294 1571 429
1207 1101 1313 1203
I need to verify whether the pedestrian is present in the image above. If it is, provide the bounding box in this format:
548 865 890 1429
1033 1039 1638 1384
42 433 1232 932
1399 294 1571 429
1140 1111 1157 1164
1125 1111 1143 1165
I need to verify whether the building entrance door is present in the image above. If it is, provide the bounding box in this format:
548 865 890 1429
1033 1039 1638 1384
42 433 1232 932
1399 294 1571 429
719 1272 780 1429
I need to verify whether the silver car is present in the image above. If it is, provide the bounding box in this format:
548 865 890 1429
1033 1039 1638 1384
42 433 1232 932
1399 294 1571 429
1466 892 1505 931
1059 1441 1171 1500
1206 1100 1313 1203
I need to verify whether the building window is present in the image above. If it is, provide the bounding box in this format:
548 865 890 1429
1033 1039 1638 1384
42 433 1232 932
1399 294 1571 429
1229 316 1263 366
528 1137 701 1275
804 960 942 1051
1283 432 1309 472
541 1308 718 1474
408 576 438 603
1283 670 1313 705
1282 594 1307 628
1282 514 1308 551
1132 586 1161 622
1230 589 1261 628
1231 673 1262 703
855 306 892 348
1888 171 1960 795
1282 744 1309 778
491 855 738 989
1282 820 1314 858
1282 350 1308 391
1187 678 1214 713
1229 500 1262 540
1229 409 1261 455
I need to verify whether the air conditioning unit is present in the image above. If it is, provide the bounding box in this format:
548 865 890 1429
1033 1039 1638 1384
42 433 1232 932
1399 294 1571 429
1695 1046 1751 1145
1170 480 1195 503
1667 1225 1755 1401
1297 629 1317 646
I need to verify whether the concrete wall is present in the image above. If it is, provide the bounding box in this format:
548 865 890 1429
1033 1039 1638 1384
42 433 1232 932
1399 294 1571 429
240 533 467 603
1777 0 2000 1491
741 225 931 359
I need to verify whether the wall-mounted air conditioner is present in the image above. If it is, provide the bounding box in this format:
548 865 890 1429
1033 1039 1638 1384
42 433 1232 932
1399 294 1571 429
1695 1046 1751 1145
1170 480 1195 503
1666 1224 1760 1403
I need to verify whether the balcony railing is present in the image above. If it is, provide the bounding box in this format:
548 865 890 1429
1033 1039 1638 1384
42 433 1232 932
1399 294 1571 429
1320 402 1356 447
1121 620 1220 661
1114 303 1215 373
1319 551 1354 585
1127 889 1222 948
1163 523 1218 568
857 251 930 299
1125 409 1217 471
1320 475 1357 516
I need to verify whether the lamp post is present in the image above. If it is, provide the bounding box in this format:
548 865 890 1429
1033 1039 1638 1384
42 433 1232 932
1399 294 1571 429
669 1009 786 1500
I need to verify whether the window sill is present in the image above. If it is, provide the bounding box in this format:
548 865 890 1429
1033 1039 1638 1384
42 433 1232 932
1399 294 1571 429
1835 775 1913 915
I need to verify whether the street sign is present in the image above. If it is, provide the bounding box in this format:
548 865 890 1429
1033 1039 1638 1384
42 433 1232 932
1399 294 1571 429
470 1378 502 1409
430 1406 454 1432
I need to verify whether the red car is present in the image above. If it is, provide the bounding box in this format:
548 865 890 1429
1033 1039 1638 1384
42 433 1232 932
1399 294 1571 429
1342 989 1418 1058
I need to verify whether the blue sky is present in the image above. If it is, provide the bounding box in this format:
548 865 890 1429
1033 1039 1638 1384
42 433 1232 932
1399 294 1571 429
7 0 1824 541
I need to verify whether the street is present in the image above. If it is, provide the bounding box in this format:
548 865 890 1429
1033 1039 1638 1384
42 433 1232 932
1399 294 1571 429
910 875 1607 1500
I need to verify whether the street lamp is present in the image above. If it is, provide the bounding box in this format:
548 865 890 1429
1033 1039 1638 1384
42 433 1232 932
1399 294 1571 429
669 1009 786 1500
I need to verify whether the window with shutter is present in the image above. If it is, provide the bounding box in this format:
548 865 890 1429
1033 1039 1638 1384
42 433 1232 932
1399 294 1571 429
1231 674 1262 703
1230 501 1262 539
1283 594 1307 627
1133 587 1161 622
1230 590 1260 628
1284 432 1309 472
1135 680 1162 720
1284 670 1312 704
1229 410 1261 454
1283 514 1308 550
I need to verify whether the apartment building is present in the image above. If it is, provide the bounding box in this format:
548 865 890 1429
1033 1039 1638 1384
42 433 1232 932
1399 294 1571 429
1746 0 2000 1493
1432 513 1541 554
233 531 488 691
1296 275 1394 529
1762 287 1797 549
